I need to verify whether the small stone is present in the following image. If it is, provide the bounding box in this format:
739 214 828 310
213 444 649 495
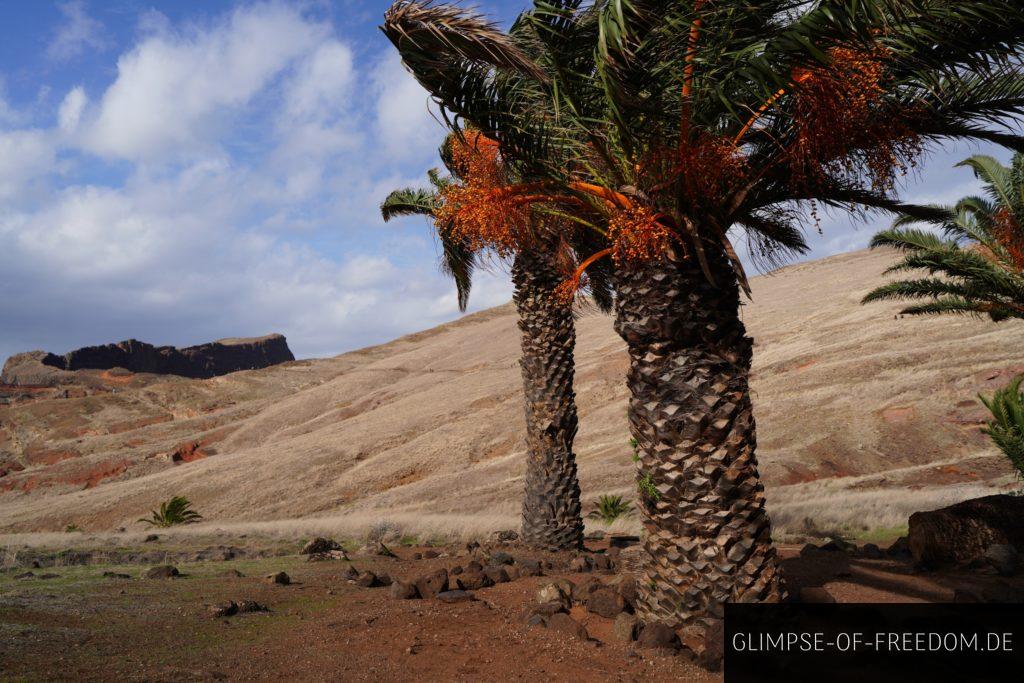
483 566 510 584
265 571 290 586
492 530 519 543
799 543 821 557
449 565 464 575
532 600 568 616
143 534 159 543
301 537 342 555
572 576 603 604
525 613 547 628
465 560 483 573
637 623 679 650
436 590 475 603
390 581 420 599
569 556 593 573
356 572 380 588
516 558 542 576
341 565 359 580
223 569 245 578
587 588 626 618
209 601 238 618
489 551 514 566
360 541 397 558
586 530 606 541
861 543 884 559
591 554 612 572
236 600 267 613
14 571 34 580
423 550 440 559
145 565 179 579
799 586 836 603
102 571 131 579
504 565 522 580
548 612 588 640
455 570 493 591
536 582 572 610
701 619 725 672
613 613 639 642
886 536 911 558
415 568 449 599
37 573 59 580
413 553 423 560
376 573 393 587
614 576 638 610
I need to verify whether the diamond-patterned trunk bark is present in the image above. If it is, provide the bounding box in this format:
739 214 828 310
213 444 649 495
513 249 584 551
614 242 785 627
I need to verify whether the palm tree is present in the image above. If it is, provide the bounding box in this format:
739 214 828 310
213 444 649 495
384 0 1024 627
864 153 1024 320
380 136 608 551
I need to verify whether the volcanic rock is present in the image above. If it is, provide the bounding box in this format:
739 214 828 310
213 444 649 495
548 613 589 640
302 537 342 555
144 565 179 579
586 589 626 618
265 572 290 585
415 569 449 599
909 495 1024 568
637 623 679 650
436 590 475 603
390 581 419 600
613 613 639 642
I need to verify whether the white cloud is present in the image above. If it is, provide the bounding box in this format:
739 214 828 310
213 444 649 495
0 129 55 202
58 86 87 133
371 54 443 164
85 3 327 161
47 1 107 63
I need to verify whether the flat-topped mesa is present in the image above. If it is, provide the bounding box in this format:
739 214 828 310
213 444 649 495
1 334 295 385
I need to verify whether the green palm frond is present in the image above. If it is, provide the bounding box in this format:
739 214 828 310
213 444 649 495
138 496 203 528
980 376 1024 479
380 187 438 222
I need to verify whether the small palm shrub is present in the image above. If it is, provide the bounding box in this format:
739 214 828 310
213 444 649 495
588 494 632 525
138 496 203 528
980 376 1024 481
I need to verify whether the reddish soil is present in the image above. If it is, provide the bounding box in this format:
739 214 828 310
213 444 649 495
3 540 1022 682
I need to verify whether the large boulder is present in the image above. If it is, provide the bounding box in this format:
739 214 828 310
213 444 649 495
908 495 1024 568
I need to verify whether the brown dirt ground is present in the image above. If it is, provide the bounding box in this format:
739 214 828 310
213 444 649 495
3 540 1022 682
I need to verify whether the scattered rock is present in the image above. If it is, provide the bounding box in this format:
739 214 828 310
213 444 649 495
909 495 1024 568
587 588 626 618
341 565 359 581
145 565 180 579
209 601 239 618
572 576 603 604
102 571 131 579
223 569 245 578
414 569 449 599
488 551 514 566
548 613 589 640
307 550 350 563
265 572 290 586
377 573 393 587
799 587 836 604
700 619 725 672
449 565 463 575
491 530 519 543
437 590 475 603
613 576 638 611
465 560 483 573
412 553 422 560
423 550 440 559
887 536 912 558
637 623 679 650
860 543 884 559
455 571 493 591
536 582 572 611
819 538 853 553
483 566 510 584
236 600 267 614
515 558 542 576
569 556 593 573
37 573 59 580
504 565 522 580
301 537 342 555
982 544 1019 576
360 541 397 558
14 571 34 580
143 534 160 543
525 613 547 628
355 572 381 588
592 554 613 572
463 541 481 555
390 581 420 600
586 530 606 541
532 601 568 617
613 613 639 642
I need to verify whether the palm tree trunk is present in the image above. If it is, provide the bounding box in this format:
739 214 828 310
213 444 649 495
614 240 785 627
512 248 584 551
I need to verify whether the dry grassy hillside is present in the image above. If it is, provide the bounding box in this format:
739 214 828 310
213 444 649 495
1 248 1021 540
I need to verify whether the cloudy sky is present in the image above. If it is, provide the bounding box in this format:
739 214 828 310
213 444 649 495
0 1 1012 362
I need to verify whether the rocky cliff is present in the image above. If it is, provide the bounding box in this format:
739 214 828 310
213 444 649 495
1 334 295 385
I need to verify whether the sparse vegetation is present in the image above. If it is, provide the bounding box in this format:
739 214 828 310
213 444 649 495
980 376 1024 481
64 524 81 533
587 494 633 525
138 496 203 528
637 474 660 503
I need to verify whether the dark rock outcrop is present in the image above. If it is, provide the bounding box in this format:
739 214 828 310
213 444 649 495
908 495 1024 569
1 334 294 385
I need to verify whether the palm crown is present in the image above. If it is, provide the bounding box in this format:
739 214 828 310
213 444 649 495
384 0 1024 284
864 153 1024 321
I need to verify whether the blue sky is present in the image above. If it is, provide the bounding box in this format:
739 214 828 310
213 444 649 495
0 1 1011 362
